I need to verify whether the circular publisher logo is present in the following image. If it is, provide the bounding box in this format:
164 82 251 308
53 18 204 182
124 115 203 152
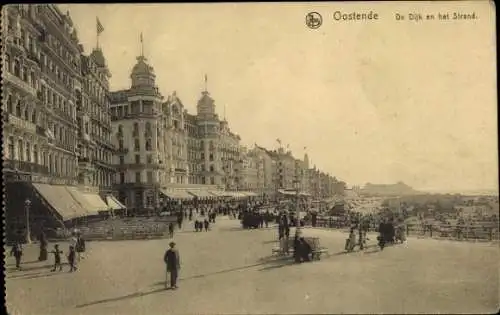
306 12 322 29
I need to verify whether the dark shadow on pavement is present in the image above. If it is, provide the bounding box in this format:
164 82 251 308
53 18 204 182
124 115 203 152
8 270 72 280
79 260 281 308
5 263 68 273
76 288 167 308
5 260 42 267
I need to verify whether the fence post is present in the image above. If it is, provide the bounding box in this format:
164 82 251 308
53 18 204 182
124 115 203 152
489 228 493 241
429 226 433 238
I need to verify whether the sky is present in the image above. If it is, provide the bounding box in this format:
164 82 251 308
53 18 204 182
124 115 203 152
60 2 497 192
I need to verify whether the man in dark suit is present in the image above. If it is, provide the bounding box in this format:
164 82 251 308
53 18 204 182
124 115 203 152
164 241 181 289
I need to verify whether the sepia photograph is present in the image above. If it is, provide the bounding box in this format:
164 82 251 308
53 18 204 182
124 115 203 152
2 2 498 314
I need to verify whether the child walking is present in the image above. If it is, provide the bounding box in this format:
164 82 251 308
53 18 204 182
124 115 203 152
51 244 63 272
67 245 77 272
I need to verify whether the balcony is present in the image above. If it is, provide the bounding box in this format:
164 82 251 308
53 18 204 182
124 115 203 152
5 114 37 134
3 159 49 175
54 140 74 153
3 72 37 98
117 147 129 154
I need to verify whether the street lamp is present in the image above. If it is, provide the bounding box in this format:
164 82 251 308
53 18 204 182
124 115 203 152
294 178 301 235
24 198 32 244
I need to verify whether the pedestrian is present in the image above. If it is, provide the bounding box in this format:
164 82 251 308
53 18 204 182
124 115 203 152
39 231 48 261
168 222 175 238
164 241 181 290
204 219 209 232
194 220 199 232
75 233 86 262
50 244 63 272
189 209 193 221
177 213 183 230
10 241 23 270
67 245 77 272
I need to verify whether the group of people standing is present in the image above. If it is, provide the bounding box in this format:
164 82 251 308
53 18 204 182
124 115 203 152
9 230 86 273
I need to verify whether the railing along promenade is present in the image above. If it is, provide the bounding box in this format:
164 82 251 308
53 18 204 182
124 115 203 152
315 218 499 242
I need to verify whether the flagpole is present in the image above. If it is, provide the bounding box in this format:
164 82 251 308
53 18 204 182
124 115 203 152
140 33 144 57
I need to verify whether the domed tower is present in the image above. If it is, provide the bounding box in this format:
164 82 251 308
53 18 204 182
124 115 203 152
196 75 222 186
131 55 156 88
109 34 165 213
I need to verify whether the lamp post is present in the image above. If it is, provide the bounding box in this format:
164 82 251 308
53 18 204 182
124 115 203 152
294 178 301 234
24 198 32 244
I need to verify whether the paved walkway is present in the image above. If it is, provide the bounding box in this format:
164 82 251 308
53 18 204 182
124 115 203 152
5 216 499 315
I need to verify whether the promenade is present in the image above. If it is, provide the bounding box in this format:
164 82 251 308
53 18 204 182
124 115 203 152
5 216 499 315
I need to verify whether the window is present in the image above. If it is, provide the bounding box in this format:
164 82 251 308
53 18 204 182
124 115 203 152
135 154 140 164
24 108 29 121
119 156 124 165
119 172 125 184
210 177 215 185
31 110 37 123
118 139 124 149
22 66 28 82
26 143 31 162
18 140 23 161
134 138 140 151
133 122 139 136
201 177 206 185
6 95 13 113
146 154 153 164
13 59 20 77
135 172 141 183
209 165 214 172
145 138 152 151
4 54 10 73
15 101 22 117
118 124 123 134
147 171 153 184
201 164 205 172
8 137 14 160
145 122 152 135
209 153 214 161
201 153 205 160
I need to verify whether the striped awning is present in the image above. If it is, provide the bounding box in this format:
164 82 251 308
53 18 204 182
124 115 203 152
32 183 87 221
83 193 109 212
242 191 258 197
106 195 126 210
208 190 226 197
187 190 214 198
160 189 193 200
66 187 107 215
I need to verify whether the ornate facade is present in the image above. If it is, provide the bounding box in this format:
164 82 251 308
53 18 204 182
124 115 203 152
109 55 166 211
2 5 118 241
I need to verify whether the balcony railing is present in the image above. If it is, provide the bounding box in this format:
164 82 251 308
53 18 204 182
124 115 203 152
5 114 37 134
3 72 37 97
3 159 49 175
117 147 129 154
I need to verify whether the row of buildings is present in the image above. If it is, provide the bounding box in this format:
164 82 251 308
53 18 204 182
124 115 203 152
2 5 344 235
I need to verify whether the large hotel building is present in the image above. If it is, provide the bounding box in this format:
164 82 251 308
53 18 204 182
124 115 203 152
2 4 345 240
109 53 243 211
2 5 121 241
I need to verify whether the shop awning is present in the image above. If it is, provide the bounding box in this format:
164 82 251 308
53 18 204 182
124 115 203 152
187 190 214 198
32 183 86 221
83 193 109 212
278 189 296 196
208 190 226 197
66 187 104 215
160 189 194 200
242 191 258 197
106 195 126 210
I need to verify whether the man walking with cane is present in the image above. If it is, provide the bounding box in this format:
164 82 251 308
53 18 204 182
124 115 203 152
164 241 180 290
